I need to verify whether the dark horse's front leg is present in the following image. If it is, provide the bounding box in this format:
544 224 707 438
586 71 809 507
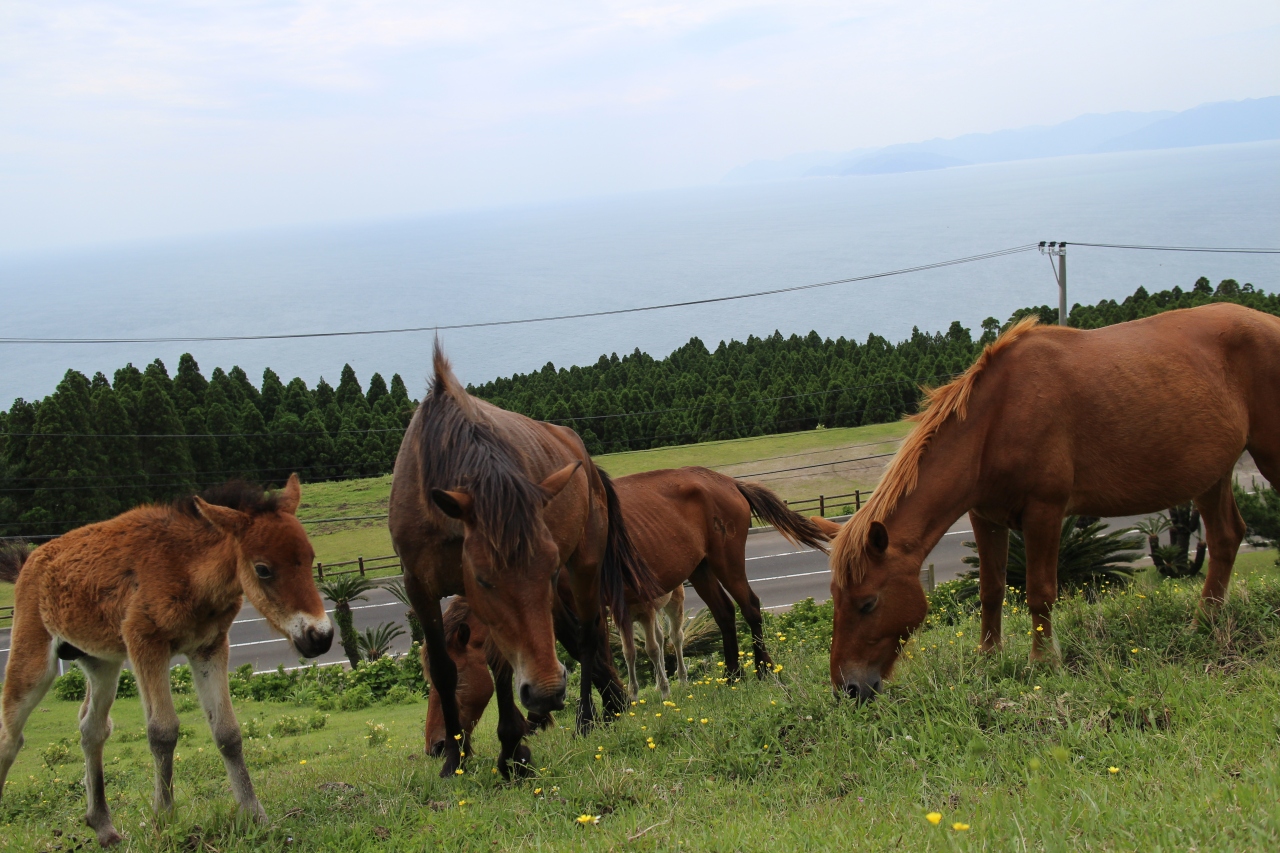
410 585 466 778
489 659 533 780
552 589 624 729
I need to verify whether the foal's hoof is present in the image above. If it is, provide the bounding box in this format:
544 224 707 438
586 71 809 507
438 749 463 779
240 802 268 824
87 820 122 848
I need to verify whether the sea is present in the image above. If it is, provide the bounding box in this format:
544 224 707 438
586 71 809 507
2 141 1278 405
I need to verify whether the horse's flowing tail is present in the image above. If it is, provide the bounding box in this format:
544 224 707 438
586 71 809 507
735 482 832 553
598 468 663 623
0 540 31 584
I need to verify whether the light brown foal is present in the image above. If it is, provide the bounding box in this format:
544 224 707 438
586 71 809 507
0 476 333 847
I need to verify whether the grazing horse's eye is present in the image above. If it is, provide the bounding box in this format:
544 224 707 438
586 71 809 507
254 563 273 580
859 596 878 615
474 576 494 591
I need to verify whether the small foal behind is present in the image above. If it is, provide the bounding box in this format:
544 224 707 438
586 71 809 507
0 475 333 847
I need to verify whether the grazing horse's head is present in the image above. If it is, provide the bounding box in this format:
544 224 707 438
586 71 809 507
827 517 927 702
429 461 579 715
192 474 334 659
424 598 495 756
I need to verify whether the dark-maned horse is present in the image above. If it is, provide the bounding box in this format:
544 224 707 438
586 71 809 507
389 344 660 778
828 303 1280 701
422 467 832 754
0 476 331 847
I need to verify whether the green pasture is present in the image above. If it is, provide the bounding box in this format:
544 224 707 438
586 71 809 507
4 570 1279 851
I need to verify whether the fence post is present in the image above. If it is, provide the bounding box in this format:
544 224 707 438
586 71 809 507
854 490 861 512
358 557 365 577
923 563 935 593
316 563 324 579
819 495 825 518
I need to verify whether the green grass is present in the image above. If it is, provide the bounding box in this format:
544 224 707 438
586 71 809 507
4 573 1279 851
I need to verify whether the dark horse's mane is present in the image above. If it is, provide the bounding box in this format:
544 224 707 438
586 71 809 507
173 481 282 518
418 343 550 570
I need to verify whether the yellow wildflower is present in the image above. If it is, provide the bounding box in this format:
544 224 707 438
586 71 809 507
952 822 970 831
576 814 600 825
926 812 942 825
1108 766 1119 774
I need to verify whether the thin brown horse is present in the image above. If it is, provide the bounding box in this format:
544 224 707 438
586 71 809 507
0 476 332 847
389 343 661 779
422 467 831 754
828 303 1280 700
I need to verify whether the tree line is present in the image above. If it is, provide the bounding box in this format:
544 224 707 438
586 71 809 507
1 276 1270 536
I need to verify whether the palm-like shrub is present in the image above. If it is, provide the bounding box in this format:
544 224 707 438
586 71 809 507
1135 504 1206 579
1235 479 1280 555
318 574 378 667
385 580 424 644
357 622 406 662
959 517 1144 600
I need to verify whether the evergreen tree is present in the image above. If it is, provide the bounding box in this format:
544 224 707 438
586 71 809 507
260 368 285 423
93 385 145 514
366 373 388 410
335 364 363 410
135 375 194 500
173 353 208 413
24 371 107 529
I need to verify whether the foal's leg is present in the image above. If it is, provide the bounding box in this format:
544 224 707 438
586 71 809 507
190 638 266 822
642 609 670 700
78 657 124 846
618 615 641 703
1022 505 1064 663
665 586 688 684
0 620 57 802
1195 475 1247 607
711 543 771 678
129 644 181 814
489 657 532 780
970 513 1010 652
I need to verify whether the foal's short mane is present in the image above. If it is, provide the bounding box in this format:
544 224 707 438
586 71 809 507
831 316 1041 587
417 342 547 568
173 481 281 518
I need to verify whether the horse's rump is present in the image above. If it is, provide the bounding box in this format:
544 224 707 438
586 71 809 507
0 541 30 584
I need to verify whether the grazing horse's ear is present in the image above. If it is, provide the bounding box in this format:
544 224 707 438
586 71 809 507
868 521 890 555
193 498 249 535
538 461 582 502
431 489 475 522
277 473 302 515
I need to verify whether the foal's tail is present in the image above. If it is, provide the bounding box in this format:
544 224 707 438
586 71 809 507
598 468 663 624
0 540 31 584
735 481 832 553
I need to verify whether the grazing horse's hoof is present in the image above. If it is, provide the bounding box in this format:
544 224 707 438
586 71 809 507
497 744 534 781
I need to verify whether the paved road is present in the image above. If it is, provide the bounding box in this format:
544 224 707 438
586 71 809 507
1 512 1174 676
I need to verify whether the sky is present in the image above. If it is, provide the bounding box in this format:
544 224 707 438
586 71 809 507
1 1 1278 254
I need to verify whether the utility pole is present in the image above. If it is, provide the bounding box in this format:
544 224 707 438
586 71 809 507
1039 241 1067 325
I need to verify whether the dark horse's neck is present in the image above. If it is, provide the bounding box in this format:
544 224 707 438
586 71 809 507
885 414 984 577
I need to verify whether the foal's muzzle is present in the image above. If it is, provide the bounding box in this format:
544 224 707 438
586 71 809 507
292 617 335 658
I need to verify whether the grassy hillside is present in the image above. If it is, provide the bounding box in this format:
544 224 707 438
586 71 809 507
3 571 1278 850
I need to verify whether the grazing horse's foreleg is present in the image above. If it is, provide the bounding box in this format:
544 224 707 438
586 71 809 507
0 620 57 807
1195 475 1247 607
971 513 1010 652
190 637 266 822
567 553 608 733
642 608 670 700
618 614 641 703
78 657 124 847
130 643 181 814
489 658 532 780
665 586 688 684
712 551 771 679
419 603 465 777
1022 504 1065 663
687 565 741 678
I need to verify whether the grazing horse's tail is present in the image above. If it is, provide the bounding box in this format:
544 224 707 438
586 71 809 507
598 468 663 624
0 540 31 584
735 482 832 553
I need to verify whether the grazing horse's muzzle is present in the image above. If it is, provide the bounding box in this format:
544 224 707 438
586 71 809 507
834 665 882 703
518 664 568 715
291 617 335 658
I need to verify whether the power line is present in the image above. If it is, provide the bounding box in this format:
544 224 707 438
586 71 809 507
1068 242 1280 254
0 244 1039 345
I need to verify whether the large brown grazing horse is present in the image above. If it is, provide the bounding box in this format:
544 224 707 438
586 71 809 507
0 476 332 847
389 344 661 779
828 303 1280 700
421 467 832 755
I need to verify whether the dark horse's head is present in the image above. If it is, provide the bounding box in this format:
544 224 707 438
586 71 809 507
419 346 577 715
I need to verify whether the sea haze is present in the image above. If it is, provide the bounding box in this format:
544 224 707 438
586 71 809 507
2 141 1278 405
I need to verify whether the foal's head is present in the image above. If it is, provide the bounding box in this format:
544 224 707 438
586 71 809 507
429 461 581 715
189 475 334 658
424 598 494 756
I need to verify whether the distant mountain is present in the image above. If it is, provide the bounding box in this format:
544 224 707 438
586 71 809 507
723 97 1278 182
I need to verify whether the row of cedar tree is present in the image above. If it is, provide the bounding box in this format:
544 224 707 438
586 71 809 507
0 276 1272 536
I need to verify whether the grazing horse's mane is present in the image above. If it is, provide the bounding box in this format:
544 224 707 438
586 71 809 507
172 481 281 518
831 315 1041 586
417 342 548 568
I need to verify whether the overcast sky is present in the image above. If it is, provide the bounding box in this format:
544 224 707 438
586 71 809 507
2 1 1277 253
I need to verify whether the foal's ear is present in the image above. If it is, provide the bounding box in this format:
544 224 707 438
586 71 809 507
276 473 302 515
431 489 475 522
538 461 582 502
193 498 249 534
453 622 471 649
868 521 890 555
